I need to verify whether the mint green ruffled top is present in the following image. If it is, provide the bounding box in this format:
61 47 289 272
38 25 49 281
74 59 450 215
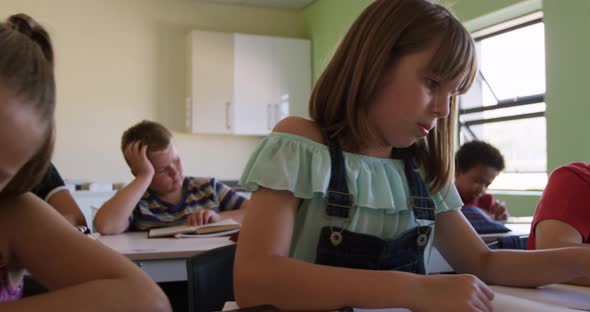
240 132 462 272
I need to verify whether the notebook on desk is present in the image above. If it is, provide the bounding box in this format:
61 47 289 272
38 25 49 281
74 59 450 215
148 219 240 238
174 228 240 238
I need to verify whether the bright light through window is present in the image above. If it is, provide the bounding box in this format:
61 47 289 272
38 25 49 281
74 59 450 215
460 16 547 191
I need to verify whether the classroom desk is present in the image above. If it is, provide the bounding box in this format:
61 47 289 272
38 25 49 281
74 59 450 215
98 232 234 282
97 222 531 282
222 284 590 311
480 222 532 243
491 284 590 311
429 222 532 274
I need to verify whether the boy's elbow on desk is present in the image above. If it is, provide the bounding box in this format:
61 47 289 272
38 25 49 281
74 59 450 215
93 217 127 235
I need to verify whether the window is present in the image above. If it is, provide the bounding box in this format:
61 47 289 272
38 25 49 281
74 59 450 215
459 12 547 191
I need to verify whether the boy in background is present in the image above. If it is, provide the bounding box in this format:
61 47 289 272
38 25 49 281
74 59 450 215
93 120 248 235
455 140 508 221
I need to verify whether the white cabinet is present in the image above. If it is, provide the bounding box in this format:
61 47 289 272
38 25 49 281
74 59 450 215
271 36 311 126
186 31 311 135
233 34 274 135
186 31 234 134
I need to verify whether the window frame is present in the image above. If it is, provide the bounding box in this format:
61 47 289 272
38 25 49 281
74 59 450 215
459 12 547 188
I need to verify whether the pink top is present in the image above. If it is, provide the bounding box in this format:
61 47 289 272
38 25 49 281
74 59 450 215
0 262 23 302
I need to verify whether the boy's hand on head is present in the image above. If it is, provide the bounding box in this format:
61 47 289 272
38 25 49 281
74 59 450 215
493 200 509 221
124 141 154 179
185 209 221 226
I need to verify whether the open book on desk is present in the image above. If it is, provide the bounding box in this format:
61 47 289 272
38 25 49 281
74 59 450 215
174 228 239 238
148 219 240 238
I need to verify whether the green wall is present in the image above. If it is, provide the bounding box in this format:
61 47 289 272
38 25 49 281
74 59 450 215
302 0 535 82
493 193 540 216
544 0 590 172
303 0 371 81
449 0 529 22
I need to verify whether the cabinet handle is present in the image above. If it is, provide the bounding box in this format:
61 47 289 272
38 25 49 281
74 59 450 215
225 102 231 130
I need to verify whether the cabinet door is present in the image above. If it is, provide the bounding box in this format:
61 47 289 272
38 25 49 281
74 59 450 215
233 34 274 135
188 31 234 134
271 37 311 125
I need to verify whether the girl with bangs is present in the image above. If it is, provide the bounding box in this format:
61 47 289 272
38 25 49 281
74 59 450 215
234 0 590 311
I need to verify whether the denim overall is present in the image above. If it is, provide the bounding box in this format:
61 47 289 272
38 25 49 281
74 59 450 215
314 130 436 274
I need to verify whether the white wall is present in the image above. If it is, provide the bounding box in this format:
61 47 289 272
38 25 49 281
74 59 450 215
0 0 305 183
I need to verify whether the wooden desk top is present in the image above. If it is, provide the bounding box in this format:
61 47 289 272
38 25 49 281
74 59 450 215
98 232 235 261
491 283 590 311
223 284 590 311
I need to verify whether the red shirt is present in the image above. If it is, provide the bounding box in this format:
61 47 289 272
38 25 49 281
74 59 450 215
465 193 496 216
527 162 590 249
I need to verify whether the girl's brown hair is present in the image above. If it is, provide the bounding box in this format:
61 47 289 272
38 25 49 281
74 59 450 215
309 0 477 193
0 13 56 198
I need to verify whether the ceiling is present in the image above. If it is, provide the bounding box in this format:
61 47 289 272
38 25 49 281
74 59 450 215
197 0 316 9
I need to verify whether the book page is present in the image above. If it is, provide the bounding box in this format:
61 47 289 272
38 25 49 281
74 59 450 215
195 218 240 234
148 224 198 238
174 228 240 238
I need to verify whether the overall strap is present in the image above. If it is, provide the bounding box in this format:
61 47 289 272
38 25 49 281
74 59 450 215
321 129 354 218
398 149 436 221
